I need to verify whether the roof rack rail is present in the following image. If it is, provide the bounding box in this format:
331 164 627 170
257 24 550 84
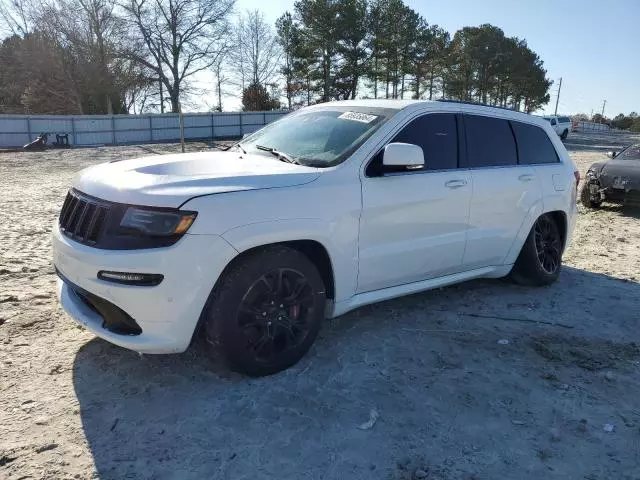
435 99 523 113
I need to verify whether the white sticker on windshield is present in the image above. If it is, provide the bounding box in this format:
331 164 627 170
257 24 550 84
338 111 378 123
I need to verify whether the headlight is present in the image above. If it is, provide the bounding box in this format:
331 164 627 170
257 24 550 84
120 207 197 236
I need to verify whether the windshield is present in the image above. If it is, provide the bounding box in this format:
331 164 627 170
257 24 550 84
616 144 640 160
237 107 395 167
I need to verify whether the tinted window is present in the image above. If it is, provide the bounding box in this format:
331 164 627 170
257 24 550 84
464 115 517 167
390 113 458 170
558 116 571 123
511 121 559 164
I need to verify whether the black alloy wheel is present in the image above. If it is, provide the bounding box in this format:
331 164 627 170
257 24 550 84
204 245 326 376
237 268 314 362
510 214 563 286
534 215 562 275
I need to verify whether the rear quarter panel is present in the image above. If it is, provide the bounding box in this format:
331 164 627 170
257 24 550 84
504 122 577 264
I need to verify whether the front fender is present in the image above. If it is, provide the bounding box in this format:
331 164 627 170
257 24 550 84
221 219 358 303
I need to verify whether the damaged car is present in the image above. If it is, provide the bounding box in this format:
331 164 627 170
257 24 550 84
581 143 640 208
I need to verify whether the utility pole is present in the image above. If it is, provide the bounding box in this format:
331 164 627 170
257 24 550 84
554 77 562 116
601 99 607 118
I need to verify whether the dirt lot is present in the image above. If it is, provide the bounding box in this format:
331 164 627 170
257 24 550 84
1 133 640 480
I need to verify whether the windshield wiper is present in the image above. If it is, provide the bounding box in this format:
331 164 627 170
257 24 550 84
230 143 246 154
255 145 300 165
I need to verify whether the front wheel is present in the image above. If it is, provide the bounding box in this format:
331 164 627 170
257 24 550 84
560 130 568 141
510 214 563 286
580 182 602 208
203 245 326 376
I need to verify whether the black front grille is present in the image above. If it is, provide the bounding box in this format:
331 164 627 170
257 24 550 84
59 190 110 245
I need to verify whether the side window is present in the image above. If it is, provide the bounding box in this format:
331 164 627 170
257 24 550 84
511 121 559 165
366 113 458 176
464 115 517 167
550 118 557 125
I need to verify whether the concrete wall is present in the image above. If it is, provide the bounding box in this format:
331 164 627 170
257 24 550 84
0 111 288 148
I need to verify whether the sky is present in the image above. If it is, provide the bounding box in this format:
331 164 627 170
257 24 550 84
221 0 639 116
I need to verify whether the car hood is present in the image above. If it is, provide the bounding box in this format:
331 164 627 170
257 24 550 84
597 159 640 189
72 151 321 207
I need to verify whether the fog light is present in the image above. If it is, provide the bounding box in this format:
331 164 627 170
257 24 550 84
97 271 164 286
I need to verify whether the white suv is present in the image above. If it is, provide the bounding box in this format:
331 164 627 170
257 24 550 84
53 100 579 376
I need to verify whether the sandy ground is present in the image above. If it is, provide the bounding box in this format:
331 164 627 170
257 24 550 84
1 133 640 480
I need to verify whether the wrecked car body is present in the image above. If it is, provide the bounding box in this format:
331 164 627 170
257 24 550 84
581 144 640 208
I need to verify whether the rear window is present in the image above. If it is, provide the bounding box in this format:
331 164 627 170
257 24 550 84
464 115 517 167
511 121 559 165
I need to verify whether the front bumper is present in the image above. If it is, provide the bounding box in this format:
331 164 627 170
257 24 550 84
52 225 238 353
603 187 640 205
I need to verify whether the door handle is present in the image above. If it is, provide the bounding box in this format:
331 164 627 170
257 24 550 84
518 174 534 182
445 179 468 189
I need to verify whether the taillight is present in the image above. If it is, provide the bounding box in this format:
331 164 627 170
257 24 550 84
574 170 580 191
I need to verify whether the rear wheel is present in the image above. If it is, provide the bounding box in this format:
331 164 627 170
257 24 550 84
510 214 563 286
203 245 326 376
580 182 602 208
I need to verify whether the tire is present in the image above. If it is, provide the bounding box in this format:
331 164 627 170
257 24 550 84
561 130 568 141
510 214 563 287
580 182 602 208
203 245 326 376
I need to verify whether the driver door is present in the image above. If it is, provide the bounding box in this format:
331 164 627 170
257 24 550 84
357 113 472 293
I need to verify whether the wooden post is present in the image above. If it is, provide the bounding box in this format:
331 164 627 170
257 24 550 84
179 106 185 153
71 117 76 146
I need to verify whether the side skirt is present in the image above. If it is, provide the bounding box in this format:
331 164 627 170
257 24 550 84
328 265 513 318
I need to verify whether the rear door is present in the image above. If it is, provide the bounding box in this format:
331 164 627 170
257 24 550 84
358 113 472 292
461 114 542 269
511 120 569 206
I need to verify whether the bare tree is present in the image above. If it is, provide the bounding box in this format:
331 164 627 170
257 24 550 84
0 0 33 37
230 9 280 93
211 47 230 111
37 0 131 113
121 0 235 113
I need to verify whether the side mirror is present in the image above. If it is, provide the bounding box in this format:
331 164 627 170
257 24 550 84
382 142 424 169
607 151 617 159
